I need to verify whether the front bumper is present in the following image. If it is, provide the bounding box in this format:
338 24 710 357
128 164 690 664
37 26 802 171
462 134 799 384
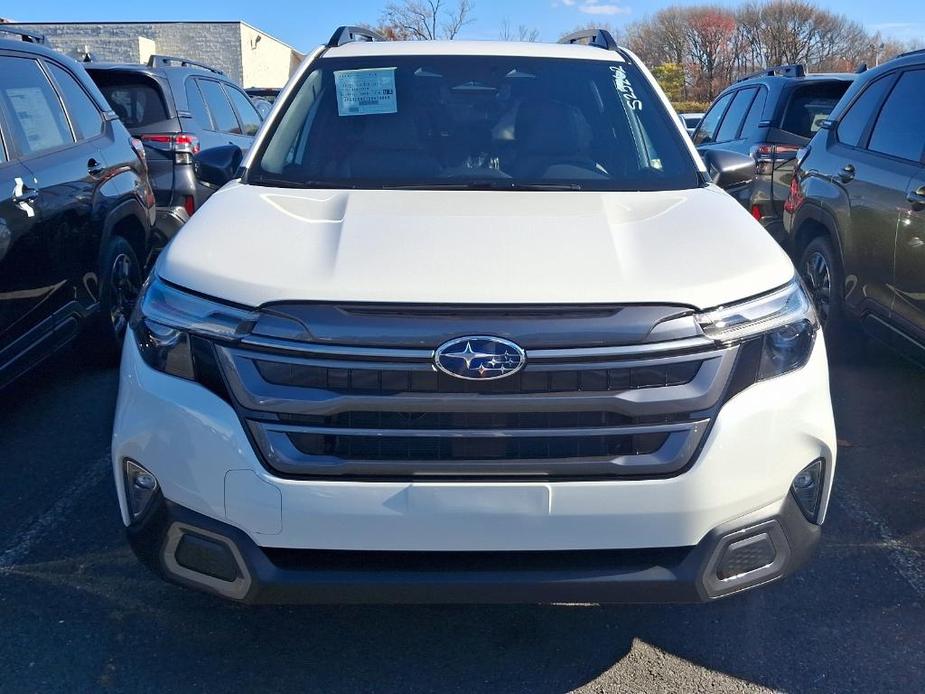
128 492 819 604
153 205 191 245
113 334 836 603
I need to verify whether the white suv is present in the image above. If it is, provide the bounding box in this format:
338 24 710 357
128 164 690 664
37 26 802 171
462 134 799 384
112 27 836 603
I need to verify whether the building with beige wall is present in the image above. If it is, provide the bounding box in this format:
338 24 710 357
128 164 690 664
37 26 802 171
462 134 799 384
3 20 304 88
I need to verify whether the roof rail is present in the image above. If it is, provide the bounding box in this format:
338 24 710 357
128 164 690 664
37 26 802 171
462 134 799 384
736 63 806 82
0 26 46 44
896 47 925 60
558 29 619 52
327 26 385 48
147 54 224 75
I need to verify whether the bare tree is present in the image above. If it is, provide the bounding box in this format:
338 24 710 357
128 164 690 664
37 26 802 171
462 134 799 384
379 0 474 41
500 18 540 42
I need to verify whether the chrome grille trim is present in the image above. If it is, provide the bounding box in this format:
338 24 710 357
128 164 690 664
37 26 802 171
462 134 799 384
214 336 738 480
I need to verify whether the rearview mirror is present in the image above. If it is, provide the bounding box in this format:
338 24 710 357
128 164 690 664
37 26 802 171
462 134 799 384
194 145 243 188
701 149 755 191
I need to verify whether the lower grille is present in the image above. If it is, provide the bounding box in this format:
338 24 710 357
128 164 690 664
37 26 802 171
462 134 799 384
287 431 669 462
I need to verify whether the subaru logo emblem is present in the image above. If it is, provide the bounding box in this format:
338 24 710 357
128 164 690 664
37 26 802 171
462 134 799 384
435 336 526 381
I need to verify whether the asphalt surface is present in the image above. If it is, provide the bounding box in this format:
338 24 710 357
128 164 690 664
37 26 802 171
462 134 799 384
0 333 923 693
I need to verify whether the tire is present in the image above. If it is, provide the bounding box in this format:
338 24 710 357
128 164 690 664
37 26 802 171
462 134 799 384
83 236 142 365
798 236 849 345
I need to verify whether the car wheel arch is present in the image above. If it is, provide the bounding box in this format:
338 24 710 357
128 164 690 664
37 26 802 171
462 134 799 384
792 202 846 270
101 200 151 276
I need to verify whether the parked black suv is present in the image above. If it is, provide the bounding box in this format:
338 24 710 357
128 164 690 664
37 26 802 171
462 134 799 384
0 29 154 388
785 50 925 363
85 56 263 247
694 65 854 243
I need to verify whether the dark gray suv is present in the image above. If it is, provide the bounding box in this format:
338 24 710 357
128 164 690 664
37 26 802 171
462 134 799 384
785 50 925 364
694 65 854 243
85 56 263 248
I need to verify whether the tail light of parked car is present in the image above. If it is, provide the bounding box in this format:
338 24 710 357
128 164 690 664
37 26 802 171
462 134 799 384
751 143 800 175
784 175 805 214
139 133 201 164
129 137 156 208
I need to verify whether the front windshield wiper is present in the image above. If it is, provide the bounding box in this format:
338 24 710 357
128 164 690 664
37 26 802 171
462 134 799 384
382 181 583 191
248 176 358 189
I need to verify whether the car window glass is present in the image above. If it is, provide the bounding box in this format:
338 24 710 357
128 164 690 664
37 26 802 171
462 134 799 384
0 131 6 163
868 70 925 162
254 56 701 192
224 85 262 135
781 82 851 138
185 79 212 129
0 56 73 155
837 75 893 148
693 92 732 145
92 73 169 128
715 88 756 142
739 87 767 136
198 79 240 134
47 63 103 140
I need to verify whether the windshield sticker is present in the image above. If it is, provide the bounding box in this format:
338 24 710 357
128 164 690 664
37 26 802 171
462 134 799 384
334 68 398 116
611 66 643 111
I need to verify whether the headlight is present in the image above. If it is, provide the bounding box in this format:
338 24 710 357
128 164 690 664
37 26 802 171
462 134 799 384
131 275 258 380
697 279 818 380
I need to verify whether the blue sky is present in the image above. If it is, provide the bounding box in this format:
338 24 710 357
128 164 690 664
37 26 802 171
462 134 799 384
9 0 924 51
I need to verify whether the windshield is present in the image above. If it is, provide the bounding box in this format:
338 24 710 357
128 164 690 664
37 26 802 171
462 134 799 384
248 55 700 191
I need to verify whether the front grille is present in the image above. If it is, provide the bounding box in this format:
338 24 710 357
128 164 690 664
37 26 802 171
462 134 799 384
214 305 739 480
287 431 669 461
255 360 701 394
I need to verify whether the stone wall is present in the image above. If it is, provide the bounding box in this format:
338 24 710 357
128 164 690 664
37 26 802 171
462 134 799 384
6 22 258 85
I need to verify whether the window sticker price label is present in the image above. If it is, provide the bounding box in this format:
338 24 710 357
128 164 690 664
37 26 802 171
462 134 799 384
334 68 398 116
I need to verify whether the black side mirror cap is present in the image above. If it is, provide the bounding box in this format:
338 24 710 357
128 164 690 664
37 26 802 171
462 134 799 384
194 145 243 188
701 149 755 191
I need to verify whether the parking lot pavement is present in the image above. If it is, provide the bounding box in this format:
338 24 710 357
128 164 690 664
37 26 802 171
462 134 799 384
0 335 922 694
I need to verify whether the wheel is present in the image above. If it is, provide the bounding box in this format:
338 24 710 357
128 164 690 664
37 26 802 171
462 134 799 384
84 236 142 364
798 236 849 344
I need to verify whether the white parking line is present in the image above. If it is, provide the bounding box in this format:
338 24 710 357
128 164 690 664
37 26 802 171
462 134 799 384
835 489 925 600
0 455 110 572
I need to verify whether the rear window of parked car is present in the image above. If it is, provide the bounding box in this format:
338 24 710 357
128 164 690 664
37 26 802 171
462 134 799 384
47 63 103 139
692 92 732 145
780 82 850 138
90 72 169 128
868 69 925 162
198 79 241 134
836 75 893 148
225 85 262 135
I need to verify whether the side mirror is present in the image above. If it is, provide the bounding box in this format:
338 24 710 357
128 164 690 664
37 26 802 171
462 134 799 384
701 149 755 191
194 145 243 188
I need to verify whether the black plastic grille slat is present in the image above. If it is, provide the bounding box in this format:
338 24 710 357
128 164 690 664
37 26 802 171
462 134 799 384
287 432 669 462
255 361 702 395
277 410 636 430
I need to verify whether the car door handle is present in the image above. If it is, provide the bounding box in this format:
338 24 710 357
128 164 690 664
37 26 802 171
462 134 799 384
907 185 925 210
837 164 855 183
11 183 38 203
87 158 105 176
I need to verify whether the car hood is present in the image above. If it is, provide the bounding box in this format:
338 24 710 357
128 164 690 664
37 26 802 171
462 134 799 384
159 182 794 310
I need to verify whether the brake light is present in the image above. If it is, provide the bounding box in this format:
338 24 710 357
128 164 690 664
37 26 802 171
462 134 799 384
784 175 805 214
752 143 800 175
139 133 201 161
751 204 762 221
753 143 800 159
183 195 196 216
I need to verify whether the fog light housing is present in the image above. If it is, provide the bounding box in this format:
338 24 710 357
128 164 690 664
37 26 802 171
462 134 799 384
716 532 777 580
124 459 159 521
791 458 824 522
